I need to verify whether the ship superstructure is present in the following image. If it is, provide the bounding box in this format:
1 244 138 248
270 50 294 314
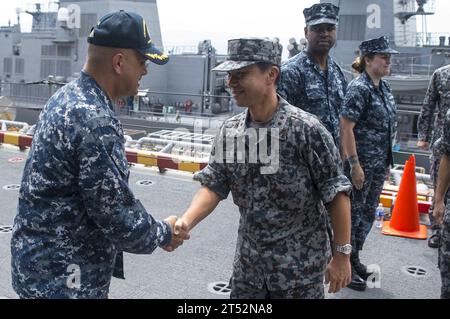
0 0 230 120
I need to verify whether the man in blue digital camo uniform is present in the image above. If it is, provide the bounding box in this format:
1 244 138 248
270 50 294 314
433 109 450 299
277 2 348 263
10 11 188 299
417 64 450 249
278 3 347 148
172 38 353 299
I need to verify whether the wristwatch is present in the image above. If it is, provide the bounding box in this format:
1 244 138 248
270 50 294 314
335 244 352 255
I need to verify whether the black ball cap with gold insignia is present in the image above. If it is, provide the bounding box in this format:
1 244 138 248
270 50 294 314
87 10 169 65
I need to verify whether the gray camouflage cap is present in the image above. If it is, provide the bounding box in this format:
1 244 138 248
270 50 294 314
303 3 339 26
212 38 282 72
359 36 399 56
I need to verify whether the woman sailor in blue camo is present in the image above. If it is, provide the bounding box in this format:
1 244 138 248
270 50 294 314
340 36 398 292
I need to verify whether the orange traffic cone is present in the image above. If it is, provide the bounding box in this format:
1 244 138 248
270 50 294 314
382 155 427 239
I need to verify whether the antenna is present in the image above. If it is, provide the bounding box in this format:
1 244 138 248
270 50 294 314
395 0 434 24
416 0 427 13
15 8 23 25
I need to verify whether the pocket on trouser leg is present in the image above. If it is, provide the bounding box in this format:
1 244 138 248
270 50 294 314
268 281 325 299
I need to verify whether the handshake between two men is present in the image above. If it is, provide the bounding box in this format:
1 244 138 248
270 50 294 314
162 216 190 252
159 186 222 252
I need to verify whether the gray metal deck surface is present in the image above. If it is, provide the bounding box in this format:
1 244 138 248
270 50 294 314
0 145 441 299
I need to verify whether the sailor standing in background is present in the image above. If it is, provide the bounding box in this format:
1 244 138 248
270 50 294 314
417 64 450 249
433 109 450 299
340 36 398 291
277 2 348 261
277 2 347 149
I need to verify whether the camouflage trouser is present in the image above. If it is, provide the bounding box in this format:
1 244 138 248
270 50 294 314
429 150 442 231
230 278 324 299
439 206 450 299
345 164 388 253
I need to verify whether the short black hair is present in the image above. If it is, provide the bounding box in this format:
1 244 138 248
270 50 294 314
256 62 281 85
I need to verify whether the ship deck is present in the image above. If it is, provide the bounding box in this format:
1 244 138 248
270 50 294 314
0 144 441 299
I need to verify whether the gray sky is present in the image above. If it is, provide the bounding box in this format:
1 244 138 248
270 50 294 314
0 0 449 56
157 0 317 54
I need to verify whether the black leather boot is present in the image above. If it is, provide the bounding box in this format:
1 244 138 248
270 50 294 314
428 230 440 248
347 265 367 291
351 251 374 281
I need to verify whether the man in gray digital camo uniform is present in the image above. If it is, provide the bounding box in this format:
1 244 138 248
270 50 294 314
170 38 353 299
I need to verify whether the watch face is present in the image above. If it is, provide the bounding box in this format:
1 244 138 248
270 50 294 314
337 244 352 254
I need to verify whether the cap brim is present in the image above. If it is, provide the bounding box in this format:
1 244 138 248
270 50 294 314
137 44 169 65
212 60 258 72
374 48 400 55
307 18 338 26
